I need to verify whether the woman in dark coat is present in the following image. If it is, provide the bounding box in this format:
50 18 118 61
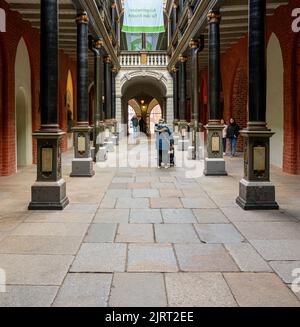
226 118 240 158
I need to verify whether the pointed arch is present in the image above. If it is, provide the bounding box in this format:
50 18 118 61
231 64 248 152
267 33 284 168
15 37 32 169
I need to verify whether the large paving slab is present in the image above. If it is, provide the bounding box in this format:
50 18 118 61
224 273 300 307
116 198 150 209
116 224 154 243
269 261 300 284
94 209 130 224
181 197 217 209
165 273 237 307
53 273 112 307
0 286 59 307
109 273 167 307
0 235 83 255
221 207 297 223
132 189 160 198
233 222 300 240
11 223 89 238
130 209 163 224
26 212 95 224
150 198 183 209
84 224 117 243
71 243 126 272
193 209 230 224
174 244 239 272
155 224 200 243
161 209 197 223
250 240 300 260
127 244 178 272
194 224 244 244
0 254 73 285
224 243 272 272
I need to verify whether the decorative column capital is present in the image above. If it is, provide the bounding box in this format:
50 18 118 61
171 65 178 73
104 55 112 64
112 66 118 73
179 55 188 63
207 11 221 24
189 39 199 49
76 12 89 25
94 39 104 49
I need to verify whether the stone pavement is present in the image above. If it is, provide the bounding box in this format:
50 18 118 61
0 137 300 307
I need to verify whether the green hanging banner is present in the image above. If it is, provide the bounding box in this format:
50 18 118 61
122 0 165 34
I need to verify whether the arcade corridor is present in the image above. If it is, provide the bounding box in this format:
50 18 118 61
1 0 300 309
0 138 300 306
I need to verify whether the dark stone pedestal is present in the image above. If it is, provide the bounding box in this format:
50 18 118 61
71 158 94 177
204 124 227 176
29 179 69 210
236 129 279 210
236 179 279 210
29 131 69 210
70 126 95 177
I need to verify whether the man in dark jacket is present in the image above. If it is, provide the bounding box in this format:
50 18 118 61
226 118 240 157
131 115 139 138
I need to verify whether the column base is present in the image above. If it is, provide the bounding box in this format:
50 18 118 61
104 140 115 152
177 139 189 151
204 158 228 176
70 158 95 177
236 178 279 210
111 135 119 146
173 135 179 145
28 179 69 211
187 146 196 160
96 146 108 162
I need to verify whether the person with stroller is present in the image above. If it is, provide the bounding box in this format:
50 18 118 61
155 119 175 168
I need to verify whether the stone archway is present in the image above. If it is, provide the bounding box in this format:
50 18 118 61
267 33 284 168
0 43 3 173
117 70 171 135
231 65 248 152
15 38 32 169
66 70 74 149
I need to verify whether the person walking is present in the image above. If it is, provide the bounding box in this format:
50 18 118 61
221 119 228 156
226 118 240 158
131 115 139 138
155 119 174 168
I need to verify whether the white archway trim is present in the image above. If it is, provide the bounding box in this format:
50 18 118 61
118 69 172 97
148 98 159 114
15 37 32 169
267 33 284 169
128 99 142 116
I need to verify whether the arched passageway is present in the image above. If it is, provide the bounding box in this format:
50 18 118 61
267 33 284 168
121 75 167 136
15 38 32 169
66 70 75 149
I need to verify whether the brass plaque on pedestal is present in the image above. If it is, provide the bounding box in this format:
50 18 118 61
253 146 266 171
78 135 86 153
42 147 53 173
212 135 220 152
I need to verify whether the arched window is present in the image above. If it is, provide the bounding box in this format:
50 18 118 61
0 8 6 33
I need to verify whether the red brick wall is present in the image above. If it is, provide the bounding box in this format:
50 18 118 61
200 0 300 174
0 0 77 176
